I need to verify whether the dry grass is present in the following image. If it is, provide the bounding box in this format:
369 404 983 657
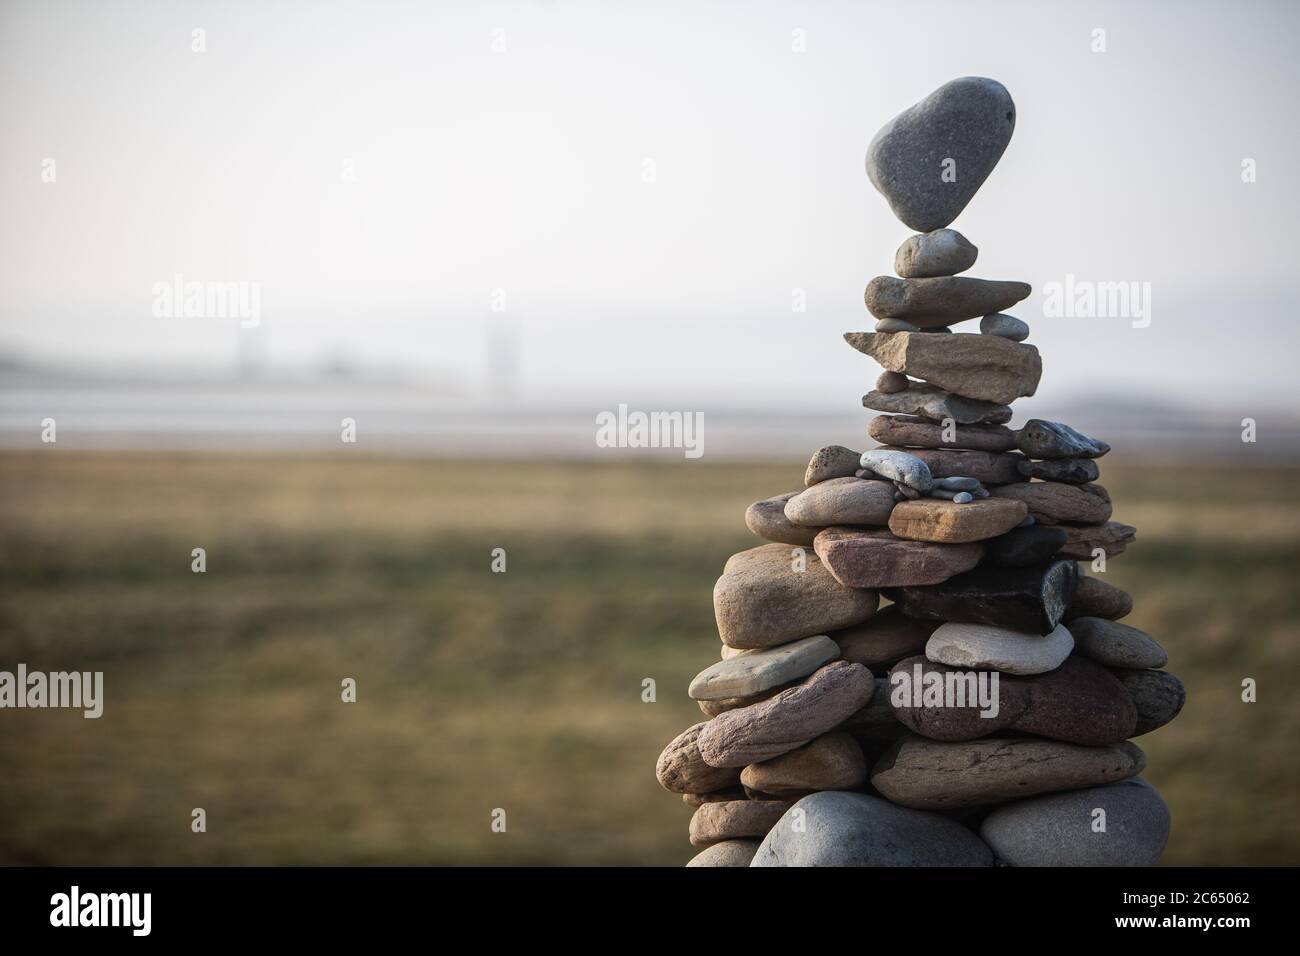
1 451 1298 865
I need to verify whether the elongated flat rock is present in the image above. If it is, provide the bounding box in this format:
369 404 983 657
1070 618 1167 669
895 228 978 278
888 558 1078 634
980 778 1170 866
830 605 937 669
869 414 1018 452
1067 575 1133 620
888 498 1026 544
865 76 1015 233
1115 669 1186 735
689 635 840 701
1018 419 1110 459
864 385 1012 425
752 791 994 866
745 492 820 546
991 481 1113 525
1058 521 1136 559
698 684 787 717
655 723 743 794
876 446 1026 485
689 799 792 846
845 331 1041 405
715 544 880 649
804 445 863 486
740 732 867 797
871 736 1146 810
865 276 1031 328
697 661 874 767
926 621 1073 675
686 839 760 867
1018 458 1100 483
888 654 1137 744
814 527 982 587
784 477 897 527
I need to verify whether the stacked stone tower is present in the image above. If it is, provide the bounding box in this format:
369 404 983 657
655 77 1185 866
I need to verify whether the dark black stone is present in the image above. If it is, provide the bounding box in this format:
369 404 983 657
1016 458 1101 483
1114 669 1186 736
983 524 1068 567
1017 420 1110 460
886 558 1078 634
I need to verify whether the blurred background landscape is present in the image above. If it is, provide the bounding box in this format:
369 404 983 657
2 0 1299 865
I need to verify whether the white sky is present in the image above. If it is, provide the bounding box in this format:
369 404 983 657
2 0 1297 410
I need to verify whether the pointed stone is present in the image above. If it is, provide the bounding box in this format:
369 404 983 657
864 276 1032 328
804 445 863 486
863 384 1012 425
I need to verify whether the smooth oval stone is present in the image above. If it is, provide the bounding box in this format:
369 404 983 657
1017 457 1100 484
1115 669 1186 735
864 384 1012 425
926 621 1074 675
686 839 760 867
888 558 1078 634
866 76 1016 232
697 661 874 767
1058 521 1136 560
1018 419 1110 459
859 449 933 491
895 228 978 278
752 790 994 866
980 778 1170 866
876 370 909 393
688 799 792 846
831 606 937 669
889 497 1026 544
990 481 1113 526
741 732 866 796
869 414 1018 452
804 445 863 486
864 276 1032 328
952 492 973 503
715 544 880 649
979 312 1029 341
845 330 1041 405
876 446 1027 486
889 655 1136 745
1070 618 1167 669
934 476 981 491
875 317 921 333
784 477 897 527
814 527 983 588
689 635 840 701
745 492 820 546
655 723 743 794
983 524 1068 567
1067 575 1133 620
871 735 1146 810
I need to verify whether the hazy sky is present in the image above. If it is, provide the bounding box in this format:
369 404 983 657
2 0 1298 410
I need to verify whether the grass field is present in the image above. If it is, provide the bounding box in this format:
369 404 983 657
1 451 1298 865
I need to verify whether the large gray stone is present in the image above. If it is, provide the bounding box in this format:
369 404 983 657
865 76 1016 232
859 448 934 491
714 543 880 649
784 477 897 527
751 791 994 866
979 778 1170 866
864 276 1032 329
689 635 840 701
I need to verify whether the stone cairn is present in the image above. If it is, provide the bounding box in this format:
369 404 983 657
655 77 1186 867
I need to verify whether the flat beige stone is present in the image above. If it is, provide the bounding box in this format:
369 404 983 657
740 732 867 797
689 635 840 701
844 331 1041 405
889 498 1027 543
